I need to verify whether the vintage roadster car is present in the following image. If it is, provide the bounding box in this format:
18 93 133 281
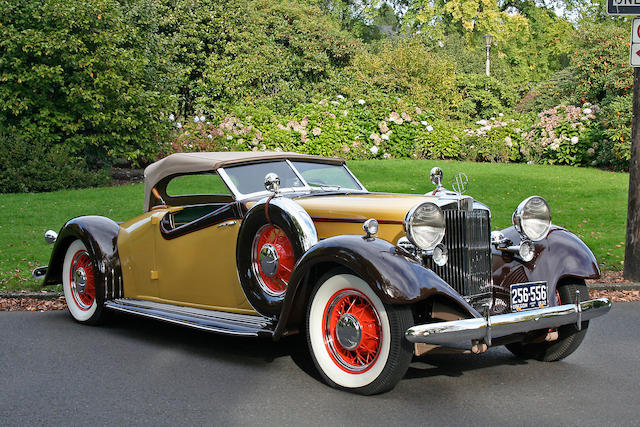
36 151 611 394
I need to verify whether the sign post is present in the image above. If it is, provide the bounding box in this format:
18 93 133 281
625 17 640 281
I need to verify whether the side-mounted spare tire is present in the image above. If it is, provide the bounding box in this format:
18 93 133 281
236 197 318 316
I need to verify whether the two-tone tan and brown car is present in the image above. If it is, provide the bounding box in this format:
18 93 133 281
35 151 611 394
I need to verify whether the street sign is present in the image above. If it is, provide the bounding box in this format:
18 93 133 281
608 0 640 15
632 19 640 66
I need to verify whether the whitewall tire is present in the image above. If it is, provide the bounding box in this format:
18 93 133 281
306 272 414 394
62 239 103 324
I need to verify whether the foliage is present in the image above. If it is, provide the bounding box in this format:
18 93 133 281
463 116 528 163
344 38 459 115
0 132 109 193
0 0 173 167
193 0 360 113
522 104 603 166
570 22 632 105
598 96 632 171
456 74 521 119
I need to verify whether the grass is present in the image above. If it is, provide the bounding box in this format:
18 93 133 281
0 160 629 292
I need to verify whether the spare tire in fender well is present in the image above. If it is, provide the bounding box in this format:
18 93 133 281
236 197 318 317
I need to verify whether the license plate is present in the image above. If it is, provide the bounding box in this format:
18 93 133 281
510 281 548 312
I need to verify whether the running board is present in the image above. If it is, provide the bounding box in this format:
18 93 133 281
105 298 275 337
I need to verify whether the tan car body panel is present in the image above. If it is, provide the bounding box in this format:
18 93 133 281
118 209 255 314
117 193 434 313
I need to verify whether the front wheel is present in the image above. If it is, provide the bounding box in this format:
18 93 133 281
306 272 414 395
506 281 589 362
62 239 106 325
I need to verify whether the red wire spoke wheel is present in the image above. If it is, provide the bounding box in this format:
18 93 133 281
251 224 295 296
307 272 414 394
69 250 96 310
62 239 104 324
323 289 382 373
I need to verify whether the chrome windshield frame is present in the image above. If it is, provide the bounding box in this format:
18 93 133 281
219 159 367 201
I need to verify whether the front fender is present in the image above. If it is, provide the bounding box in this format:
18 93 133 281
273 235 480 340
492 225 600 302
43 216 122 300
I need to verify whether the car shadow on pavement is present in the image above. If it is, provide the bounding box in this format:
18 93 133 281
103 310 323 379
406 350 529 380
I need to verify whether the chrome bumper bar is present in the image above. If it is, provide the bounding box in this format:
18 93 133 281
405 297 611 346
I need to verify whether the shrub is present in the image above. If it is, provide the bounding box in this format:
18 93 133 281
0 132 109 193
522 104 602 166
598 96 632 170
456 74 521 120
0 0 173 166
463 116 527 163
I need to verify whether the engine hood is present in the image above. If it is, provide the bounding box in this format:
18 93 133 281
293 193 437 223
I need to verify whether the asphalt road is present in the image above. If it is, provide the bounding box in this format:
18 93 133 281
1 304 639 427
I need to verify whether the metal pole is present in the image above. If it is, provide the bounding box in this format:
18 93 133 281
485 45 490 76
624 66 640 281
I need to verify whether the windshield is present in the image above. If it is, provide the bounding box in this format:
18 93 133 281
221 159 364 198
223 161 303 195
290 161 362 190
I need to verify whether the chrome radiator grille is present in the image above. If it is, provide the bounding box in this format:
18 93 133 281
425 209 492 298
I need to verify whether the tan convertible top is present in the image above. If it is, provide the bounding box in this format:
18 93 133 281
144 151 344 208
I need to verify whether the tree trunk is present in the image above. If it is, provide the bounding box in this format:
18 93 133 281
624 67 640 281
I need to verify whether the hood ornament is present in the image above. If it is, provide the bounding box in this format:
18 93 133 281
451 172 468 195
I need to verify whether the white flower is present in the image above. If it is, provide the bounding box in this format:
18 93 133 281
337 95 345 100
527 161 533 165
343 110 348 116
168 113 175 122
475 119 487 126
358 99 366 105
200 115 206 122
583 108 592 115
226 135 233 140
194 116 200 123
383 153 391 159
550 142 560 151
426 125 434 132
421 121 429 126
208 134 213 139
571 136 579 145
504 136 513 147
370 146 379 155
490 117 495 121
438 40 444 48
312 127 321 136
381 134 389 141
498 113 504 117
331 100 340 106
176 122 182 129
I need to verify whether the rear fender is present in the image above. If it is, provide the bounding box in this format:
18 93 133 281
273 235 480 340
43 216 122 300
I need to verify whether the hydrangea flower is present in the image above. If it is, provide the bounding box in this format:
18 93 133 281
176 122 182 129
426 125 434 132
358 99 366 105
194 116 200 123
168 113 175 122
200 116 206 122
370 146 379 155
571 136 579 145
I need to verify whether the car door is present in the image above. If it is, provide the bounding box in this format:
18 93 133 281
151 174 256 314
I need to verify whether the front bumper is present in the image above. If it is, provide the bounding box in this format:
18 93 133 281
405 297 611 346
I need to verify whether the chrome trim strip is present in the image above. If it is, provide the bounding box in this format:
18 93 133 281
405 297 611 345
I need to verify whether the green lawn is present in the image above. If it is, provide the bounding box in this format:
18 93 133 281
0 160 629 292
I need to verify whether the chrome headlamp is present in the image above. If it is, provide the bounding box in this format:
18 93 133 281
404 202 445 250
512 196 551 241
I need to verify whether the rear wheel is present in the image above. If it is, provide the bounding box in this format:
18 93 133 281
306 272 413 395
506 281 589 362
62 240 105 324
